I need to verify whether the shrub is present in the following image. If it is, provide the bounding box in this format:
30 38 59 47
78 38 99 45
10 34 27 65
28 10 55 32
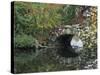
14 34 39 48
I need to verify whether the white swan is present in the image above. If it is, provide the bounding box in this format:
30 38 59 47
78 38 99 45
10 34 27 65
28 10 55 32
70 35 83 53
